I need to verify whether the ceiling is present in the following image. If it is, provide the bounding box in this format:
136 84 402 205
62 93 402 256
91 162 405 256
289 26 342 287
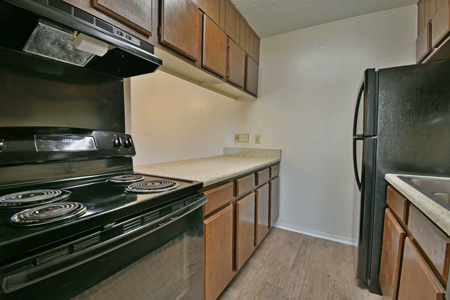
231 0 417 38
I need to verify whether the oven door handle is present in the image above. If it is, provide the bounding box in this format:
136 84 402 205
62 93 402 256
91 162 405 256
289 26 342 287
2 196 207 294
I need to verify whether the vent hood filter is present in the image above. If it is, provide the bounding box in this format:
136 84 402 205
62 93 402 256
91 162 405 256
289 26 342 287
23 21 95 67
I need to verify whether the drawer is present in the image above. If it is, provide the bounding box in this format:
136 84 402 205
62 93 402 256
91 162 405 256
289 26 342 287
235 173 255 197
256 168 270 186
408 204 450 284
204 182 234 215
386 186 408 224
269 164 280 178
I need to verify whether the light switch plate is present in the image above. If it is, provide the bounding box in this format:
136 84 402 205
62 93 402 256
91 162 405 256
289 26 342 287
255 134 260 144
240 133 249 143
234 134 239 143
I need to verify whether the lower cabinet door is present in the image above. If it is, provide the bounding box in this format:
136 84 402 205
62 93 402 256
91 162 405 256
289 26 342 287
379 209 406 300
397 237 446 300
255 183 270 246
269 177 280 227
236 192 255 271
204 204 234 300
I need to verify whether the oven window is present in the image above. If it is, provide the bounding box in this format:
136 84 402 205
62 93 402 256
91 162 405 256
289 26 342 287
72 233 188 300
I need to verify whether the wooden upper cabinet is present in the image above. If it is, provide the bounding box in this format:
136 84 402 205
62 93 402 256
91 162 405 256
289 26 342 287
416 24 431 63
225 0 236 40
160 0 201 62
269 176 280 227
239 17 247 48
245 55 259 95
91 0 152 36
255 184 270 246
219 0 226 30
204 204 235 300
203 14 227 77
235 12 240 43
236 192 256 271
397 238 446 300
227 38 246 88
419 0 426 33
254 34 260 63
431 0 450 47
380 209 406 300
246 26 254 58
193 0 220 26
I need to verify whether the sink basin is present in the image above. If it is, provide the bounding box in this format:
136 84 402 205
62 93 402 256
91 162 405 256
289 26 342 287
408 178 450 193
434 193 450 204
399 176 450 210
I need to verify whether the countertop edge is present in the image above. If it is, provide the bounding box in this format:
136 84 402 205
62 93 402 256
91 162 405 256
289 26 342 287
385 174 450 236
135 156 280 188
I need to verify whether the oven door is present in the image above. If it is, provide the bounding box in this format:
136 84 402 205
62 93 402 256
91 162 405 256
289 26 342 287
1 195 206 300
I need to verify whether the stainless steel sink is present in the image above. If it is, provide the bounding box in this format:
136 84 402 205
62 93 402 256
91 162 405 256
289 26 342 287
408 178 450 193
399 176 450 209
434 193 450 204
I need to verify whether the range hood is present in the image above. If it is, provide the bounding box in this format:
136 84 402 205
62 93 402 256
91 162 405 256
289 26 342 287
0 0 162 78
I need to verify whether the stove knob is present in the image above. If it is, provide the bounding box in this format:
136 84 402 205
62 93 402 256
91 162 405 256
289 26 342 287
0 140 4 151
124 138 133 148
113 137 122 147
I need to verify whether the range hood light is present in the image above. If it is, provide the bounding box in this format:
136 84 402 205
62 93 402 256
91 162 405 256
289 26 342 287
73 33 108 57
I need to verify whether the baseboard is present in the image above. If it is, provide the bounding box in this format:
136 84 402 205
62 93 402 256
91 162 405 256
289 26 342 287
273 222 358 246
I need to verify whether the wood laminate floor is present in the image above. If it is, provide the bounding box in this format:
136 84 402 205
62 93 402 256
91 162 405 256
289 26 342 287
219 228 383 300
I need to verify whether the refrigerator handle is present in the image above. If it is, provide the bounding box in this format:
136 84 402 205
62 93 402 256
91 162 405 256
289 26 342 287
353 135 363 191
353 82 364 137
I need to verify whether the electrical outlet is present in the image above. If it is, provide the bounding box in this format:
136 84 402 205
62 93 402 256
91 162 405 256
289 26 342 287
255 134 260 144
240 133 249 143
234 134 239 143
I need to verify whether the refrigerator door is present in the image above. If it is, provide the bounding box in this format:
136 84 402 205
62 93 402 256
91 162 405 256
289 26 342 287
367 60 450 294
353 69 377 138
352 71 378 286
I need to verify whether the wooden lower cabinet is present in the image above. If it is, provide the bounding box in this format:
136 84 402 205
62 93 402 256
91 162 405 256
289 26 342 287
236 192 255 271
269 176 280 227
380 209 406 300
255 184 270 246
397 238 446 300
204 204 234 300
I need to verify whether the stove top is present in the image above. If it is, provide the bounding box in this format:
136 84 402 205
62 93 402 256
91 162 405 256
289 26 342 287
0 172 202 262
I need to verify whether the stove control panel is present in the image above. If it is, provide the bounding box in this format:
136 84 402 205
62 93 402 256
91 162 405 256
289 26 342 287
0 129 136 166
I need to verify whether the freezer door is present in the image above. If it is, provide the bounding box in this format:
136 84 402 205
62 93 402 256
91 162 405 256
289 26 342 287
353 69 378 138
356 137 377 285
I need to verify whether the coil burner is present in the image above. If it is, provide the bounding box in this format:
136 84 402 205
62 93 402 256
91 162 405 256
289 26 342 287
125 180 179 193
0 190 71 209
10 202 87 226
109 174 145 184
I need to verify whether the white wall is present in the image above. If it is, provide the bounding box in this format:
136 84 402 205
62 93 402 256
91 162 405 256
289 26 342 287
130 5 417 244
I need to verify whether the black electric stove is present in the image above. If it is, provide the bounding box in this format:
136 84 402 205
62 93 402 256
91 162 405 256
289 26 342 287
0 128 205 299
0 171 202 260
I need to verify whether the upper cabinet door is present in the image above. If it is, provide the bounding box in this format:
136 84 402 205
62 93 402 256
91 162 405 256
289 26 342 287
92 0 153 37
161 0 201 62
227 38 245 88
203 15 227 77
225 0 236 40
254 35 260 63
245 56 259 95
193 0 220 25
239 17 246 48
247 28 255 59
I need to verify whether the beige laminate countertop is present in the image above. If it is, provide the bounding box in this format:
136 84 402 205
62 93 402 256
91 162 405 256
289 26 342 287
385 174 450 236
135 155 280 187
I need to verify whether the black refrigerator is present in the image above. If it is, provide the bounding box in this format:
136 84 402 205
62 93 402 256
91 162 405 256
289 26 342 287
352 60 450 294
